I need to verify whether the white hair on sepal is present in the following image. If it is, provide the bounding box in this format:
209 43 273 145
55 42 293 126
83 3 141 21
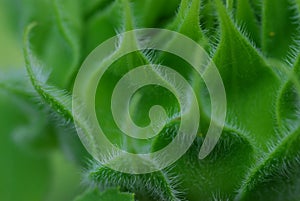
210 7 263 61
265 128 295 160
272 89 288 138
126 0 138 28
25 35 77 125
220 110 263 159
37 85 73 122
219 5 264 57
113 1 133 50
273 84 300 139
114 27 125 49
173 0 188 28
86 153 183 200
235 22 263 55
254 153 300 197
206 28 221 58
26 47 51 85
285 40 300 69
237 131 300 199
83 157 184 201
288 0 300 23
212 190 230 201
283 0 300 68
141 48 158 64
224 110 253 140
252 0 263 18
115 0 137 35
26 44 75 124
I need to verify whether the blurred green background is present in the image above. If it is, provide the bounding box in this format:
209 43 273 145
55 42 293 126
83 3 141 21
0 1 84 201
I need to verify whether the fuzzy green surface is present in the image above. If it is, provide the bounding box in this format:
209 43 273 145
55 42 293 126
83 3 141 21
1 0 300 200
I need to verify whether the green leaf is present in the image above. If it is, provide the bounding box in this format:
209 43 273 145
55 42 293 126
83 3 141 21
235 127 300 201
236 37 300 201
24 23 91 165
235 0 261 46
88 0 156 153
74 188 134 201
275 19 300 125
262 0 299 59
168 0 207 45
24 23 73 121
213 0 280 149
153 128 255 200
276 52 300 135
200 0 218 42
